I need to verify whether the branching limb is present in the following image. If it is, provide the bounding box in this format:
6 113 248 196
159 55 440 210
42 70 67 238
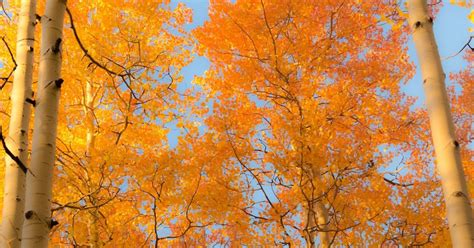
1 36 16 90
442 36 473 60
383 177 414 187
65 7 124 77
0 126 29 175
0 0 11 21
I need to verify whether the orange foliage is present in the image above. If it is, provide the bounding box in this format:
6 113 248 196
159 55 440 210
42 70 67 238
0 0 471 246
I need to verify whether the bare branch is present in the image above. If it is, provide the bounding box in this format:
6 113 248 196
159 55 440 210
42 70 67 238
1 36 16 90
0 126 30 175
383 177 414 187
442 36 473 60
65 7 125 77
0 0 11 22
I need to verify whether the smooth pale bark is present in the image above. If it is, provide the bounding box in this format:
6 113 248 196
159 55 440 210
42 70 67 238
306 201 330 248
306 166 330 247
84 81 96 156
1 1 37 247
304 176 330 247
21 0 66 247
408 1 474 247
315 203 330 247
84 81 101 247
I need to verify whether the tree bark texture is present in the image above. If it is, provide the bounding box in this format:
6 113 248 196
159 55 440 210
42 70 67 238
21 0 66 247
1 0 37 247
408 1 474 247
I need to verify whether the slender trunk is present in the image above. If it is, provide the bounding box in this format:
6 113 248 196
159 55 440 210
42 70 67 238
84 81 100 247
1 1 37 247
315 202 330 247
306 201 330 248
305 205 316 248
84 81 95 157
21 0 66 247
305 165 330 247
88 208 100 247
408 1 474 247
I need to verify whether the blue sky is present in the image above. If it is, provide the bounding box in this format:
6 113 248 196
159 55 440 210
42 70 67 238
1 0 470 244
165 3 473 245
172 0 211 94
169 0 473 147
405 3 472 105
175 0 472 101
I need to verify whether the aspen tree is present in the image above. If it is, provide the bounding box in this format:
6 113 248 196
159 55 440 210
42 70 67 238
21 0 66 247
305 169 330 247
408 0 474 247
306 202 330 248
84 80 101 247
0 1 37 247
315 203 330 248
195 0 422 245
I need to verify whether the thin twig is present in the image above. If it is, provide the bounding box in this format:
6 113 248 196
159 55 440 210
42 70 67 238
65 7 124 77
383 177 414 187
0 126 31 175
0 36 15 66
0 0 11 21
1 36 17 89
442 36 473 60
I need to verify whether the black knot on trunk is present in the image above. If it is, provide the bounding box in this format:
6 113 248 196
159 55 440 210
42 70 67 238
414 21 422 29
454 191 466 197
52 38 62 54
25 98 36 107
49 219 59 229
55 78 64 88
453 140 460 148
25 210 34 219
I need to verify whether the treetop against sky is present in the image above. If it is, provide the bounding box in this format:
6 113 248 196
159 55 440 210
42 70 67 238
0 0 472 247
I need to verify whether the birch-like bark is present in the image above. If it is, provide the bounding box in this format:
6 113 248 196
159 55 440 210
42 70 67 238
1 1 36 247
21 0 66 247
408 1 474 247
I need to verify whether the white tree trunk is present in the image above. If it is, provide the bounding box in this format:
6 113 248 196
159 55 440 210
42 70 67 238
21 0 66 247
1 1 37 247
408 1 474 247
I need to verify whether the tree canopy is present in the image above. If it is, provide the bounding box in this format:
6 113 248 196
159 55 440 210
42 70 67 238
0 0 472 246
